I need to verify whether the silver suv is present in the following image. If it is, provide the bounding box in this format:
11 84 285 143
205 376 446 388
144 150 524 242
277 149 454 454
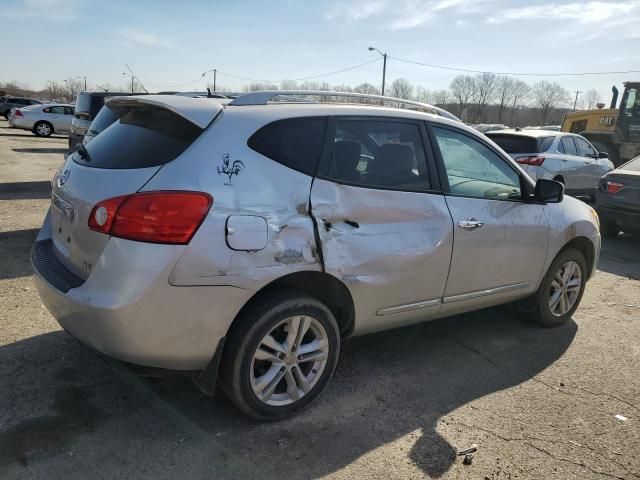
32 91 601 419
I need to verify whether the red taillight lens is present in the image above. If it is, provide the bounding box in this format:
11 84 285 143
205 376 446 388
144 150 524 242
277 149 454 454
605 181 624 194
515 156 545 166
14 109 23 117
89 191 213 244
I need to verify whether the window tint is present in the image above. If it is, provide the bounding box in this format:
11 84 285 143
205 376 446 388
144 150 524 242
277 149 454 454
327 119 430 191
433 127 521 200
560 136 578 156
50 106 65 114
248 117 326 175
575 137 595 157
75 105 202 169
486 134 537 154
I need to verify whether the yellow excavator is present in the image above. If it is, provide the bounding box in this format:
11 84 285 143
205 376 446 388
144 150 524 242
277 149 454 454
562 82 640 166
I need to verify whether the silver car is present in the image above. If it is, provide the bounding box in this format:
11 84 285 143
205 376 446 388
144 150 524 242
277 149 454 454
9 103 75 137
486 130 614 198
32 92 601 419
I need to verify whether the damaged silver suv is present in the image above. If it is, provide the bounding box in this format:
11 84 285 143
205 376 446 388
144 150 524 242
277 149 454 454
32 91 600 419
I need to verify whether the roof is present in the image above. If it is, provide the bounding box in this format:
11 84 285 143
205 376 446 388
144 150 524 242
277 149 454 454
486 129 563 138
105 94 225 129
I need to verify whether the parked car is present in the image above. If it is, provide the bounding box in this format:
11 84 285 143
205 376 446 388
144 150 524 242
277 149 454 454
0 97 42 119
474 123 509 133
32 92 600 420
69 92 134 151
596 155 640 237
486 130 614 198
8 103 75 137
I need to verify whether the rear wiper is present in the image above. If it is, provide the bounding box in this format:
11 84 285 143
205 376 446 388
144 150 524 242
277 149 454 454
75 143 91 162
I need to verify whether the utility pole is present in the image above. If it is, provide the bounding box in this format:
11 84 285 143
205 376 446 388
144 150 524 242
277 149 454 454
213 69 217 92
368 47 387 96
573 90 582 110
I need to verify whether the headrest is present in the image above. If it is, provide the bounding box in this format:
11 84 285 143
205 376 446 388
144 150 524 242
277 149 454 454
371 143 414 176
333 141 361 175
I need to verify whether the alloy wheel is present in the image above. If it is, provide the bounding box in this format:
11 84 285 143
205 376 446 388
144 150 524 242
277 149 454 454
548 260 582 317
37 123 51 136
250 315 329 406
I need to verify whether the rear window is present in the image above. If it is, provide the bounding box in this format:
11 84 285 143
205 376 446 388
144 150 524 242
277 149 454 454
74 94 106 120
248 117 326 175
487 134 553 153
74 106 202 169
87 105 120 137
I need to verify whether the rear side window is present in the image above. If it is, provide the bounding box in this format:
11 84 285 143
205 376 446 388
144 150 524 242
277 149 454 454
570 119 588 133
247 117 326 175
74 106 202 169
538 136 555 152
87 105 119 136
487 134 538 154
560 136 578 155
623 156 640 172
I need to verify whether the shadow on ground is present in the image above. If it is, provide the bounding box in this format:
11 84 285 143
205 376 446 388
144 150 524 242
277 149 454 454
0 229 39 279
598 234 639 279
0 181 51 200
12 148 67 154
0 309 577 478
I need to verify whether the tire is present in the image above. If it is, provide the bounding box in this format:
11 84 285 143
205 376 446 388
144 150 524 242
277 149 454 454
600 217 620 239
220 290 340 420
528 248 588 327
33 121 53 137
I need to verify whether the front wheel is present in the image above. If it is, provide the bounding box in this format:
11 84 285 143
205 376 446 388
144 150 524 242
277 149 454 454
528 248 587 327
221 291 340 420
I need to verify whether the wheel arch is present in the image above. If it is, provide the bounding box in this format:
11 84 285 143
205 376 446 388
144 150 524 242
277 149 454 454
227 270 356 340
557 236 596 279
33 120 54 135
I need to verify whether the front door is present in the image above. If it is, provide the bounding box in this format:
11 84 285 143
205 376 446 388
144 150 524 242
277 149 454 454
429 125 550 312
310 117 453 334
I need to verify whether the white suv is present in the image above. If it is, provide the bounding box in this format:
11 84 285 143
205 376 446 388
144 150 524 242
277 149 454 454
32 91 600 419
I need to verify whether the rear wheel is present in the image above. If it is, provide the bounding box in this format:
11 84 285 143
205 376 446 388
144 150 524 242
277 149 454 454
33 121 53 137
221 290 340 420
528 248 587 327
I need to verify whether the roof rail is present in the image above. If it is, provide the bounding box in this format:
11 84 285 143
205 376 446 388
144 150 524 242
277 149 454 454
229 90 461 122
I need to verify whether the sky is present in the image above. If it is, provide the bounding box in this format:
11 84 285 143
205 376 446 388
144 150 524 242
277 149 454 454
2 0 639 103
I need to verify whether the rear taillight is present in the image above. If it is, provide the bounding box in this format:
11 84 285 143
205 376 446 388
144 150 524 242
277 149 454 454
515 156 545 166
89 191 213 244
604 181 624 195
14 109 23 117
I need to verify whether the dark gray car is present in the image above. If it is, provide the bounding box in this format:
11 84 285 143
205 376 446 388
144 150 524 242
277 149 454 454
0 97 42 118
596 155 640 237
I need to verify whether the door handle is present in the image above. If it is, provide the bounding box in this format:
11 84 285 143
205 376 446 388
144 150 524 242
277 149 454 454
458 219 484 231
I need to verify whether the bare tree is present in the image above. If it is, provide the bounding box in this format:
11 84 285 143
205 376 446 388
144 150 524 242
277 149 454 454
431 89 451 106
472 72 498 122
389 78 413 99
581 88 601 110
450 75 476 120
63 78 84 101
280 80 298 90
532 81 569 124
413 86 432 104
509 79 531 125
354 82 380 95
495 76 515 124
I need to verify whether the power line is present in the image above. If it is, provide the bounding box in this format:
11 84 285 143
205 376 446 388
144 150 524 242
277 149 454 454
136 58 382 89
389 55 640 77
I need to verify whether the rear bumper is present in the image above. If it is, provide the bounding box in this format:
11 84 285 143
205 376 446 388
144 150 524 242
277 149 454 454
32 219 254 370
597 204 640 231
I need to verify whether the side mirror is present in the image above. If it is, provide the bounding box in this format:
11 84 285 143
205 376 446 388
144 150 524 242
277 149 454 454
534 179 564 203
598 151 609 159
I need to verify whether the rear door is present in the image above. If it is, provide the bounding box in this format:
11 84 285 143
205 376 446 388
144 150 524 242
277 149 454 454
48 106 68 133
557 135 588 191
430 124 549 311
310 117 453 334
574 136 607 191
50 102 211 279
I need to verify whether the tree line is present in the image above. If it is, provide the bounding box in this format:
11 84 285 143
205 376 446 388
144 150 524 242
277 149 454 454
2 73 603 127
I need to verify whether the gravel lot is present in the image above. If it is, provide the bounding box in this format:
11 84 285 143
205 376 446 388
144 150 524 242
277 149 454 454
1 117 639 480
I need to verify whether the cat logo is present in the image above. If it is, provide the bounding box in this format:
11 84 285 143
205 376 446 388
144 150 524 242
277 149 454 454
599 116 614 127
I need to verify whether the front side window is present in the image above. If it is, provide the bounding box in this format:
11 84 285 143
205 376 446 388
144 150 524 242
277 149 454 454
433 127 521 200
248 117 326 175
327 119 430 191
575 137 595 157
560 136 578 156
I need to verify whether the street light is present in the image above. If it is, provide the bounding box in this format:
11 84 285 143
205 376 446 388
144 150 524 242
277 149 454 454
368 46 387 96
76 76 87 91
202 68 217 92
122 72 135 93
